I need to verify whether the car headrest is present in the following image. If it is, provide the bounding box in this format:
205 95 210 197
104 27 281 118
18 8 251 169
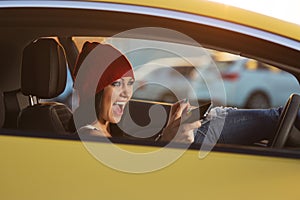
21 38 67 99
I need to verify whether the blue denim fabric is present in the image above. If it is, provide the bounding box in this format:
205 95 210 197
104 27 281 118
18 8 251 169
194 107 287 145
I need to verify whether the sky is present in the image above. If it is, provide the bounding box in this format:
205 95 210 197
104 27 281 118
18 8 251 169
210 0 300 25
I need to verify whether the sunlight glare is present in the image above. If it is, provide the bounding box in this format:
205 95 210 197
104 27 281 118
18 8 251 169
210 0 300 25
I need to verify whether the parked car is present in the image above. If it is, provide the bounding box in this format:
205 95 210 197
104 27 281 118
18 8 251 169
132 54 300 109
0 1 300 200
215 57 300 108
132 56 220 105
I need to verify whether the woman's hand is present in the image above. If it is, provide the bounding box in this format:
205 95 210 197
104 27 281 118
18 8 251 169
160 99 201 143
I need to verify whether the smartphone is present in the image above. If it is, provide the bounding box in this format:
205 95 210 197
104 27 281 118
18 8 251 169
182 102 212 123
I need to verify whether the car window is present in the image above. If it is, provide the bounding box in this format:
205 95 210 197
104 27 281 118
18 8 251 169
69 36 300 151
2 32 300 153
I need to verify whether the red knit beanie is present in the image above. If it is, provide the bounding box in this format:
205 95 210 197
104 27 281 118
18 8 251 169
73 42 134 99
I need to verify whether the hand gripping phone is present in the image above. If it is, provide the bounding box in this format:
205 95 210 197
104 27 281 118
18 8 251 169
182 102 212 123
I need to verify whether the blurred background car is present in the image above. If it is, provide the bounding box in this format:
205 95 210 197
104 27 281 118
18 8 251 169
132 56 220 105
132 51 300 109
213 53 300 108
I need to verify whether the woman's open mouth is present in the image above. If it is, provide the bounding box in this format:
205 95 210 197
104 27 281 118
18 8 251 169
112 101 126 116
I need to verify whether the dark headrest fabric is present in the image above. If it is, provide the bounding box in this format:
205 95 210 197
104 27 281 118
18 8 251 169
21 39 67 99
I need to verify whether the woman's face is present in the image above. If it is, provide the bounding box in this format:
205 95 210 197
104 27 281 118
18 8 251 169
99 76 134 123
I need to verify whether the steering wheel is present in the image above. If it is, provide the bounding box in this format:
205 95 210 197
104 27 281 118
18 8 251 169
272 93 300 148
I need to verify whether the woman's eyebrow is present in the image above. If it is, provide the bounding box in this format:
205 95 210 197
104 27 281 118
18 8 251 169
120 78 134 81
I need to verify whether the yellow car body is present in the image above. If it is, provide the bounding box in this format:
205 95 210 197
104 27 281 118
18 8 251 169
0 0 300 200
96 0 300 41
1 135 300 199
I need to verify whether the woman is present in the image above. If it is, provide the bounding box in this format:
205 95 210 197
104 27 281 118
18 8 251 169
73 42 300 146
73 42 199 143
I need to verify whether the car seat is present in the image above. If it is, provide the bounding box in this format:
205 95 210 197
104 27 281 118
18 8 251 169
17 38 75 135
1 89 28 129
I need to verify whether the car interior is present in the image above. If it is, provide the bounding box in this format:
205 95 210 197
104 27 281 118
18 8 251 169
0 7 300 157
